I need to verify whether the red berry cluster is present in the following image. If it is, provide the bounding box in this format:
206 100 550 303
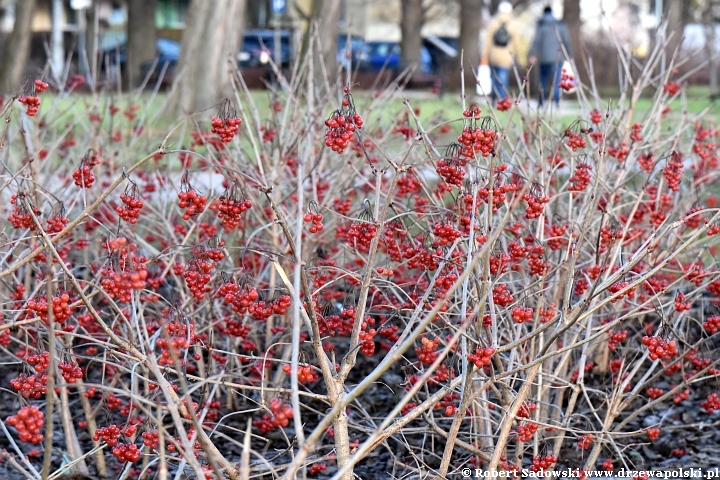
590 109 603 124
703 315 720 334
436 156 466 187
638 152 655 173
358 322 377 356
210 182 252 231
565 129 586 151
664 80 680 95
701 393 720 413
10 373 48 399
516 421 538 442
608 330 627 351
303 211 324 233
117 185 144 224
72 163 95 188
641 336 679 361
674 292 691 312
112 443 141 462
347 221 377 250
577 434 593 449
496 97 512 111
492 283 514 307
100 238 148 302
517 402 537 418
432 221 461 247
559 68 576 91
8 194 40 230
630 122 643 142
260 125 277 143
568 163 592 192
458 125 497 159
211 100 242 143
253 398 294 434
34 79 49 93
530 454 558 472
184 259 216 300
512 306 533 324
663 152 684 191
46 214 69 234
19 94 41 116
309 463 327 476
462 104 482 119
94 424 121 446
608 281 635 303
467 346 495 368
325 89 363 154
524 193 549 219
416 337 441 365
6 406 44 444
25 292 73 325
646 387 664 399
647 427 660 441
282 364 319 384
141 430 160 450
58 361 83 383
178 173 207 220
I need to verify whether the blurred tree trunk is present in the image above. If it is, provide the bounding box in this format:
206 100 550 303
701 0 718 98
451 0 482 91
169 0 246 114
51 0 64 81
664 0 685 63
311 0 341 96
126 0 157 88
563 0 583 78
400 0 423 71
0 0 36 93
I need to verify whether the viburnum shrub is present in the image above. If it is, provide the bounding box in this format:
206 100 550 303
1 40 720 480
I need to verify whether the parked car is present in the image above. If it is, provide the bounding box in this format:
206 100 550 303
239 29 292 68
358 42 433 74
337 35 364 70
423 36 458 75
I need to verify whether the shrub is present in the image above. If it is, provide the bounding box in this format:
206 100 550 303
0 44 719 479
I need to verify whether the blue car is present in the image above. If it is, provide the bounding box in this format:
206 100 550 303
239 29 292 67
358 42 433 74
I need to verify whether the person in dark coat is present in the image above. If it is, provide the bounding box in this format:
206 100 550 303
528 5 572 106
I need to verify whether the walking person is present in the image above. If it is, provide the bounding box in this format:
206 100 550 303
528 5 572 106
482 1 520 102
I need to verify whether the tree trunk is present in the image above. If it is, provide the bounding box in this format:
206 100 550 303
452 0 483 91
311 0 341 97
400 0 423 71
169 0 246 115
126 0 157 88
701 0 718 98
664 0 684 64
51 0 64 82
0 0 36 93
562 0 583 79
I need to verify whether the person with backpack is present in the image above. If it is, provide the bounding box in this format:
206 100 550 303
482 1 519 102
528 5 573 106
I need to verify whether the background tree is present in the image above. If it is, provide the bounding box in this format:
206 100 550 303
400 0 424 71
169 0 246 114
664 0 691 63
452 0 483 91
563 0 583 78
126 0 157 88
0 0 36 93
700 0 719 98
311 0 341 96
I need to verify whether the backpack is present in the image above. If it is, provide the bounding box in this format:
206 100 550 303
493 23 510 47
